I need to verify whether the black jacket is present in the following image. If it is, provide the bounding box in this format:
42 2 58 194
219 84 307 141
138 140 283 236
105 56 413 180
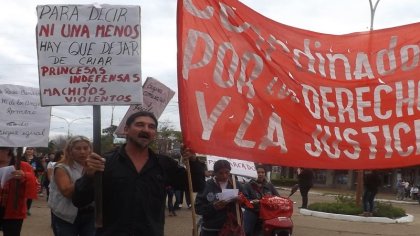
298 169 314 189
364 172 381 193
243 179 279 212
189 160 207 193
72 145 200 236
195 177 243 231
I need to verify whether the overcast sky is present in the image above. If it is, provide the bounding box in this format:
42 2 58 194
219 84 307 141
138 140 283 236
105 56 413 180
1 0 420 139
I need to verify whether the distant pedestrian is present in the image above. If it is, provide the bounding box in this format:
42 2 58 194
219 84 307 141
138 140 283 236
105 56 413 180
404 181 411 199
166 184 177 216
396 179 405 200
362 170 381 217
297 167 313 209
21 147 43 216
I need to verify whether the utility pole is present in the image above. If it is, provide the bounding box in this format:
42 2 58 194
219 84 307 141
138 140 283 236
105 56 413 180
51 115 91 137
356 0 381 207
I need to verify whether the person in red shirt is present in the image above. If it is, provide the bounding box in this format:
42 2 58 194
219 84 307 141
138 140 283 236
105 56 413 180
0 147 37 236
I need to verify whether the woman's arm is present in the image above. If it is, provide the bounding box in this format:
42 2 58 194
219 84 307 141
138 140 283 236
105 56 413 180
54 167 74 199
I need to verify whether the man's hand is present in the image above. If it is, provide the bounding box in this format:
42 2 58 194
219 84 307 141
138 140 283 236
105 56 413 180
213 200 228 210
181 145 196 162
84 153 105 176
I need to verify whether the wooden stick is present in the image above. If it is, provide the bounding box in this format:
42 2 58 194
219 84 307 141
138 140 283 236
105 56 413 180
356 170 364 207
184 158 198 236
231 174 241 226
14 147 23 210
92 105 103 227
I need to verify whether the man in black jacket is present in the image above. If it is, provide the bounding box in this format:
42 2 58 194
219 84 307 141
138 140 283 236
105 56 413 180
362 170 381 217
297 167 314 209
72 111 201 236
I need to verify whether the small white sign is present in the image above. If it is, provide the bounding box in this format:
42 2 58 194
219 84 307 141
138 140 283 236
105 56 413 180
207 155 257 179
0 84 51 147
114 77 175 137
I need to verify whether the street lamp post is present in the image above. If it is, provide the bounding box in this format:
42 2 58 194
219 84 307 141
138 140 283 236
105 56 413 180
51 115 91 137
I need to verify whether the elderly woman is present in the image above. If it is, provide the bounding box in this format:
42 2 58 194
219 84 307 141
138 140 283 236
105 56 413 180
48 136 95 236
0 147 37 236
195 159 244 236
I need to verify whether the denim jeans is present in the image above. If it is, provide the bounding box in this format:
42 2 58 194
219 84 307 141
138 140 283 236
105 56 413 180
363 190 377 212
243 210 260 236
52 210 95 236
167 187 175 212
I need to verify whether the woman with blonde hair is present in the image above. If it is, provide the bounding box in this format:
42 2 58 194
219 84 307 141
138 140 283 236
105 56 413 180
48 136 95 236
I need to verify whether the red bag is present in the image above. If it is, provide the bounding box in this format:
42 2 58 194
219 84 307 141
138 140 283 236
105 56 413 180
218 211 245 236
259 196 293 220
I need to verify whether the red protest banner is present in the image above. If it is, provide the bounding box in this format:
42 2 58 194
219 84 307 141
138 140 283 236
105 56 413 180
177 0 420 170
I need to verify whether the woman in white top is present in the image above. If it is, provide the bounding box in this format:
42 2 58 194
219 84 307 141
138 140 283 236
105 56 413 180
48 136 95 236
47 150 64 198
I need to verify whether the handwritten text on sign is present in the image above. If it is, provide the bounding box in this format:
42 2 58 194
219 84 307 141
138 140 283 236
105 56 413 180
36 4 142 106
114 77 175 137
206 155 257 179
0 84 51 147
177 0 420 170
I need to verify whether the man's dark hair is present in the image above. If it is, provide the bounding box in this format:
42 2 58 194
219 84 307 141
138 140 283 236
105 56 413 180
213 159 231 173
126 111 158 127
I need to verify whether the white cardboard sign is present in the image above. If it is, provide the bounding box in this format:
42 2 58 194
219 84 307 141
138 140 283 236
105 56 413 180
206 155 257 178
0 84 51 147
36 4 143 106
115 77 175 137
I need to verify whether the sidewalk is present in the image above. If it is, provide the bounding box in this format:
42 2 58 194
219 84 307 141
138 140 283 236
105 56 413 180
308 187 419 205
281 186 417 224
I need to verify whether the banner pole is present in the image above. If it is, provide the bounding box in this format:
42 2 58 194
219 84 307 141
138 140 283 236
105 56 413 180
184 156 198 236
355 170 364 207
231 174 241 226
92 105 103 227
13 147 23 210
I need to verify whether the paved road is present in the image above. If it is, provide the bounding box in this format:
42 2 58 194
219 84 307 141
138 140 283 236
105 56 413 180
6 190 420 236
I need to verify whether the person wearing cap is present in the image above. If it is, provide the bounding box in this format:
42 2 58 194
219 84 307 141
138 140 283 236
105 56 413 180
72 111 202 236
0 147 37 235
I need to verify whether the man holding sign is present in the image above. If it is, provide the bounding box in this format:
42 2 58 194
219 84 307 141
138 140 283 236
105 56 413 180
72 111 203 236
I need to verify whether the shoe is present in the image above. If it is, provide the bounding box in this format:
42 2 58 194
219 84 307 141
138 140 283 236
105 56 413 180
178 204 183 208
27 211 31 216
359 212 370 217
187 204 192 209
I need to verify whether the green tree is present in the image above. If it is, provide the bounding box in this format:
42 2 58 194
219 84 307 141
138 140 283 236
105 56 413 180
153 119 182 157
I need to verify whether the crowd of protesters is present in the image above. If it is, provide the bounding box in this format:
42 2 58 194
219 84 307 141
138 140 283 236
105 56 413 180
7 111 402 236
